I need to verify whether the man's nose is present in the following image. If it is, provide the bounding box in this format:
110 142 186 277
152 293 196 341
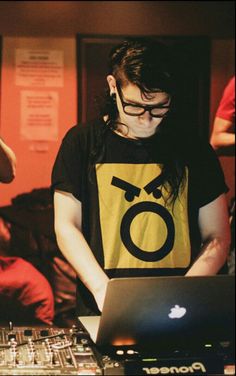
139 110 152 122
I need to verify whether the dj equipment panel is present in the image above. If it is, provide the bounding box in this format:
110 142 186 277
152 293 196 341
0 323 234 375
0 324 103 375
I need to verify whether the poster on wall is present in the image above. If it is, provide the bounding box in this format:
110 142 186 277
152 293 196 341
15 48 64 142
20 90 58 141
15 49 64 87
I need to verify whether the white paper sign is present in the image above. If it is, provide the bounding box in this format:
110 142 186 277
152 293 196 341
15 49 64 87
20 90 59 141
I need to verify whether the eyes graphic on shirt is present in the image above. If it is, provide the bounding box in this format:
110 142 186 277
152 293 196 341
111 174 164 201
111 176 141 202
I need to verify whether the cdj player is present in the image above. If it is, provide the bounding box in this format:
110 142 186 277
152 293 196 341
0 322 234 375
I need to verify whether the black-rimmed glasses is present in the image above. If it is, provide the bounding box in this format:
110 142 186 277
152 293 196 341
116 84 171 118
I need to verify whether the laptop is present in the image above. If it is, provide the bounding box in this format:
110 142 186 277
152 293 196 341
79 275 235 351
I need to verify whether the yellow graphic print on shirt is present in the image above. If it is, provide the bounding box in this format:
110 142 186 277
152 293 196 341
96 164 190 270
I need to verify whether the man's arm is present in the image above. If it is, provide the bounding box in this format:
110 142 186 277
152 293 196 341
0 138 16 183
186 193 230 276
54 190 109 312
210 117 235 156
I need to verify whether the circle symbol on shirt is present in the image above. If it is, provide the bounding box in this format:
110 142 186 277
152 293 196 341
120 201 175 261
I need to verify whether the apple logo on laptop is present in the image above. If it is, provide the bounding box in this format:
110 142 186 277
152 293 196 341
168 305 186 319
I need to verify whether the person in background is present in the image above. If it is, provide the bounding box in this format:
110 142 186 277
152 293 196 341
0 143 55 324
0 241 55 326
0 137 16 183
210 76 235 274
210 76 235 156
52 38 231 316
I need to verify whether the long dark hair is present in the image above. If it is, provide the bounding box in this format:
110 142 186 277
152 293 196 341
90 38 186 205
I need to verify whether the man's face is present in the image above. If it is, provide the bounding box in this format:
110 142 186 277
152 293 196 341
116 83 171 139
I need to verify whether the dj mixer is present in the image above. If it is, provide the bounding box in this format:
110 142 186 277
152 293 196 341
0 322 234 375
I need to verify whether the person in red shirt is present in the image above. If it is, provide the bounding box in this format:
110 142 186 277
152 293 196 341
210 76 235 275
210 76 235 156
0 254 54 325
0 139 54 325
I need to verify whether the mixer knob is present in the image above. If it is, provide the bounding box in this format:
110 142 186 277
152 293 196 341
81 338 89 345
71 324 79 332
8 334 16 341
65 354 73 364
33 355 41 365
52 353 60 365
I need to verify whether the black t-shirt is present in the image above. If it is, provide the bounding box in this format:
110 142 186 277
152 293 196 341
51 118 228 315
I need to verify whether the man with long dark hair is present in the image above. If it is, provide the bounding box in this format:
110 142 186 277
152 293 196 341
52 38 230 316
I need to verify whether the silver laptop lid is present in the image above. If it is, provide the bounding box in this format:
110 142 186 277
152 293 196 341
93 275 235 349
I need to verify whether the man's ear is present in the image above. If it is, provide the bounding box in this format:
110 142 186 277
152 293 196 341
107 75 116 95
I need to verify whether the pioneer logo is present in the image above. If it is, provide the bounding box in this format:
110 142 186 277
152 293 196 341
142 362 206 374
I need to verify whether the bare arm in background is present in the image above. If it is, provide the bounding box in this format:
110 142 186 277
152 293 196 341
210 76 235 156
210 117 235 156
186 193 231 276
0 138 16 183
54 190 109 312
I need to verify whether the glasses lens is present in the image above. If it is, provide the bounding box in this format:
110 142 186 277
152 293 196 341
124 105 169 117
124 105 144 115
150 107 169 117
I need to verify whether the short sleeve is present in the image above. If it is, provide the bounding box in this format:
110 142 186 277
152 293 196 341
216 76 235 123
51 126 82 201
188 140 228 208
